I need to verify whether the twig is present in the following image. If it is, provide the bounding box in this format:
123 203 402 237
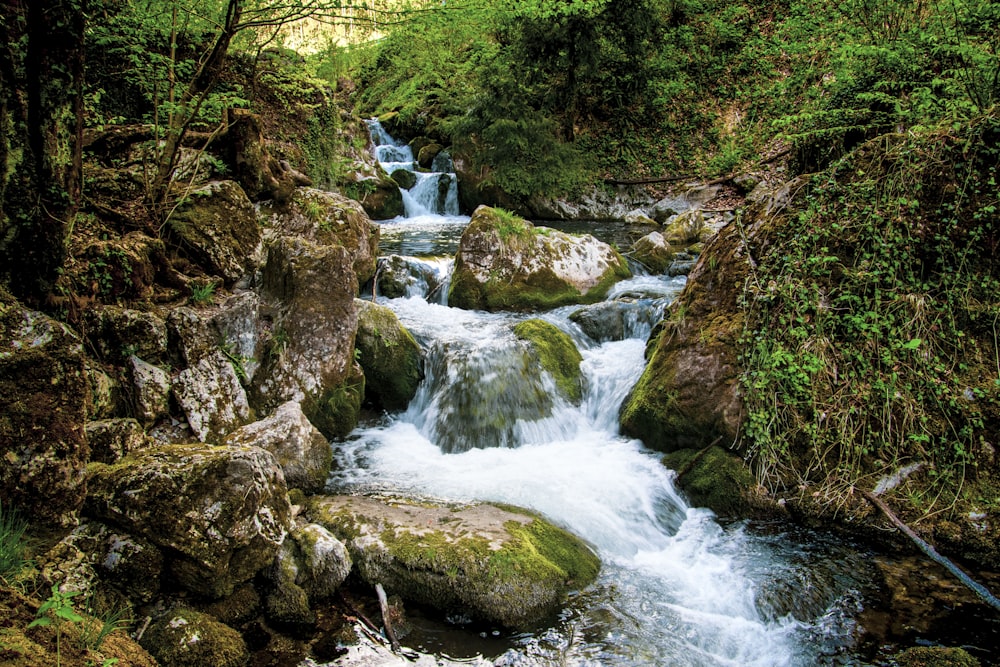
862 490 1000 613
375 583 401 652
674 436 725 482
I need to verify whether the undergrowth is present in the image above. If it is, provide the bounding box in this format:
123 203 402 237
738 112 1000 515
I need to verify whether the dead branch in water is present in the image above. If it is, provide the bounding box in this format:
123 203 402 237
862 490 1000 613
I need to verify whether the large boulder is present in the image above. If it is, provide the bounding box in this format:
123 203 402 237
85 443 291 598
619 212 746 453
252 236 363 440
449 206 630 312
354 299 422 410
173 350 253 444
0 300 90 527
224 400 331 493
308 495 599 629
258 187 380 288
165 180 262 284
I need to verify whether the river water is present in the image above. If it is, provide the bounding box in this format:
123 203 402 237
323 122 990 666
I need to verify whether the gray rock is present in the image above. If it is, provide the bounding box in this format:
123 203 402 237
174 350 252 444
85 443 291 598
128 355 171 426
224 400 331 493
354 299 423 410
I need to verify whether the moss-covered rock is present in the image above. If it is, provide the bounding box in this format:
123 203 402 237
224 400 331 493
308 495 599 629
141 607 249 667
0 299 90 528
166 180 262 284
390 168 417 190
251 236 361 440
513 319 583 403
894 646 981 667
449 206 630 312
354 299 423 410
85 443 291 598
85 418 151 464
630 231 676 274
258 187 380 288
82 306 168 365
662 446 769 518
619 209 746 454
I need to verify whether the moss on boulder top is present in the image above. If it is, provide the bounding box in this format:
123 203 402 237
354 298 423 410
513 319 583 403
449 206 630 312
308 494 599 629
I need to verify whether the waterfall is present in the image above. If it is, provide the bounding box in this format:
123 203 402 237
331 122 879 666
367 119 461 217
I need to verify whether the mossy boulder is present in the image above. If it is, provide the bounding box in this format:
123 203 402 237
72 232 165 302
417 142 443 169
141 607 249 667
630 231 676 274
354 299 423 410
662 209 706 246
85 418 152 464
0 300 90 528
251 236 362 440
662 446 767 518
894 646 981 667
619 210 747 454
82 306 168 365
308 495 599 629
449 206 630 312
85 443 291 598
224 400 332 493
258 187 380 287
166 180 262 284
390 168 417 190
513 319 583 403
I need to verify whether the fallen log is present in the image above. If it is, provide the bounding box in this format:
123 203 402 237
862 490 1000 613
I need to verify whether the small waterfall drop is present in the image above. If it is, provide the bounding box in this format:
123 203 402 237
367 119 461 217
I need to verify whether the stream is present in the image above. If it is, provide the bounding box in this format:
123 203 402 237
321 121 995 666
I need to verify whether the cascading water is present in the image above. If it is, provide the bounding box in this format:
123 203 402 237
332 122 884 666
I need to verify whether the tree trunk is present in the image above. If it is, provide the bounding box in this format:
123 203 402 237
0 0 86 303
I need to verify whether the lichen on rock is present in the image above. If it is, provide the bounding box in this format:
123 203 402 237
308 495 599 629
85 443 291 598
448 206 631 312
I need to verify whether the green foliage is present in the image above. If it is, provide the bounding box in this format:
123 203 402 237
0 503 30 587
188 280 216 305
739 114 1000 507
79 597 131 653
28 586 85 667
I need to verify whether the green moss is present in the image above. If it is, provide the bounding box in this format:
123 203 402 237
662 446 756 518
894 646 981 667
513 319 583 403
305 369 364 440
355 300 422 410
499 518 600 586
141 608 248 667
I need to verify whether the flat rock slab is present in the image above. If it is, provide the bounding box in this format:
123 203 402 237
308 495 599 629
